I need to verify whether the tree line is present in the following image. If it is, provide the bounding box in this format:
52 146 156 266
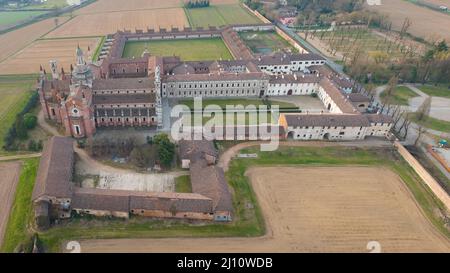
184 0 210 9
3 91 40 151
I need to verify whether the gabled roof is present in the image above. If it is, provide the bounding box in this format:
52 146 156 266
190 160 233 213
179 140 218 161
284 114 370 127
32 137 74 201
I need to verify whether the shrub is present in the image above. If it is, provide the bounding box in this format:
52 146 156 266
23 113 37 129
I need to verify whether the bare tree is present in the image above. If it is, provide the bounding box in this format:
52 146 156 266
416 96 431 121
414 125 427 147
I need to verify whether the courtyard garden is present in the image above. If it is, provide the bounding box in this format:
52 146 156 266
122 37 233 61
239 31 296 54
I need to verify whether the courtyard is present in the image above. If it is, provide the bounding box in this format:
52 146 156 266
122 38 233 61
239 31 296 54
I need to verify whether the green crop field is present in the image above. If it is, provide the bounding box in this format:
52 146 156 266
0 75 36 152
0 158 39 253
184 4 261 28
122 38 233 61
239 31 296 54
0 11 46 28
27 0 69 9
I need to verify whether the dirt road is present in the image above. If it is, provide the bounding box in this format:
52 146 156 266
0 162 22 247
79 166 450 252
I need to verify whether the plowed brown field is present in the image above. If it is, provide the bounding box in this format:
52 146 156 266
79 166 450 253
365 0 450 41
45 8 188 38
0 38 99 75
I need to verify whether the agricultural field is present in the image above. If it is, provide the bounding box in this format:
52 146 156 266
305 27 426 64
45 8 188 38
418 85 450 98
239 31 296 54
75 0 183 15
380 86 418 105
0 11 46 29
185 4 261 28
0 76 36 151
122 38 233 61
0 37 100 75
26 0 69 9
0 16 69 63
365 0 450 42
0 162 22 248
69 145 450 253
0 159 39 253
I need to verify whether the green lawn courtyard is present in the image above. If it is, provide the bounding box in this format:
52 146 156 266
122 38 233 61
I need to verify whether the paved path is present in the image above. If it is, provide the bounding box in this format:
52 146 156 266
37 110 62 136
406 84 450 122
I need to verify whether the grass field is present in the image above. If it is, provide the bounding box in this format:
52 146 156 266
0 75 36 152
409 113 450 133
239 31 296 54
175 175 192 193
0 11 46 28
184 4 261 28
122 38 233 61
27 0 69 9
380 86 418 105
0 158 39 253
418 85 450 98
178 98 297 110
3 144 448 252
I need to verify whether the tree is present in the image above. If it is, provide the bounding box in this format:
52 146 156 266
416 96 431 121
23 113 37 129
15 116 27 139
153 133 175 168
414 125 427 147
